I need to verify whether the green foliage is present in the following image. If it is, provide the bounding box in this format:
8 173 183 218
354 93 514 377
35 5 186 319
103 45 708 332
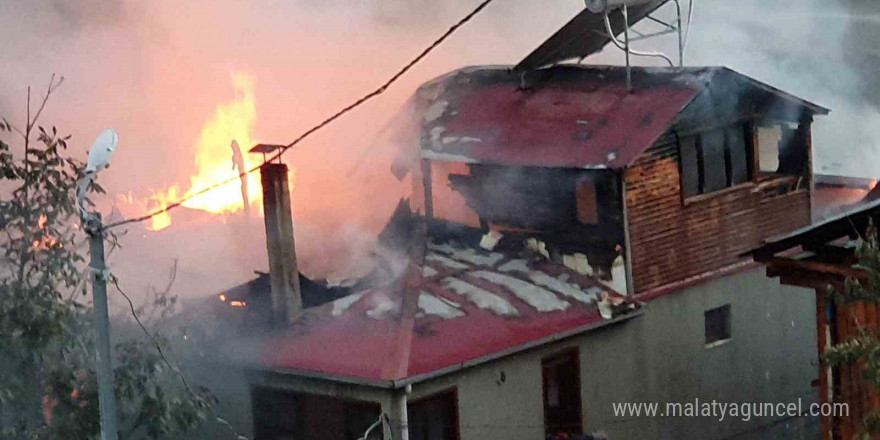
823 223 880 438
0 78 215 439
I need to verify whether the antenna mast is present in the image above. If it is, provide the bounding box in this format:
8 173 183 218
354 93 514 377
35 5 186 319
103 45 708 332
587 0 687 91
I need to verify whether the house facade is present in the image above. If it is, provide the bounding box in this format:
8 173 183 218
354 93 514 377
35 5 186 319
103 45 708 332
189 63 833 440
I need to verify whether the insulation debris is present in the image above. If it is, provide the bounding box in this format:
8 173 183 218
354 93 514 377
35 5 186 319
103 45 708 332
442 277 519 316
429 242 504 267
469 271 570 312
527 272 598 304
426 253 470 270
418 291 465 319
422 265 439 278
366 293 397 320
479 230 504 251
331 292 366 317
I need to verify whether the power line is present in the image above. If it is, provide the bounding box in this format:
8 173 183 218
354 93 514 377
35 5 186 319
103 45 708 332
104 0 497 231
111 275 250 440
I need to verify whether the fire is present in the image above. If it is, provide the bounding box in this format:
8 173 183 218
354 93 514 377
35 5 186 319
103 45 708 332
32 214 59 250
146 72 265 231
147 185 181 231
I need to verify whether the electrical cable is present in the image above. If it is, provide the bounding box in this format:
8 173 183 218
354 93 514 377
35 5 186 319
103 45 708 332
112 276 250 440
104 0 497 231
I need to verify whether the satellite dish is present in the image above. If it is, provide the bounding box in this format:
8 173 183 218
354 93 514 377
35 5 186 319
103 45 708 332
86 128 118 173
585 0 654 13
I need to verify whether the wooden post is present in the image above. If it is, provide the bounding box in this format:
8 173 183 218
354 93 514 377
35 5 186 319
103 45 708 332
816 289 831 440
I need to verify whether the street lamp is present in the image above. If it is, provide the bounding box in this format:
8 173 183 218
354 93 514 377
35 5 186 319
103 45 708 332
77 128 119 440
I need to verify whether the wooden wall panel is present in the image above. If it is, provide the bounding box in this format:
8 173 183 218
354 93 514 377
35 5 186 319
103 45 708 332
625 142 812 293
831 301 880 439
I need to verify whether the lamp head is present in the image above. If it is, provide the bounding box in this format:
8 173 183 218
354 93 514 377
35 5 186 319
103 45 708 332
86 128 118 173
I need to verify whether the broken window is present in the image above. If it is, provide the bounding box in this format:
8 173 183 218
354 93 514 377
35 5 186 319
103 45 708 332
726 126 750 185
542 350 582 437
700 129 728 193
409 390 459 440
756 123 809 178
679 124 754 198
446 164 618 232
705 304 732 345
680 136 700 197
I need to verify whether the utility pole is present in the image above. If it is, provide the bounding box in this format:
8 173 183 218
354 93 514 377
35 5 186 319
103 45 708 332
85 213 119 440
79 128 120 440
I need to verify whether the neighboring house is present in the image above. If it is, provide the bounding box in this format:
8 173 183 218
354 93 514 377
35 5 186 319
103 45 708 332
751 198 880 440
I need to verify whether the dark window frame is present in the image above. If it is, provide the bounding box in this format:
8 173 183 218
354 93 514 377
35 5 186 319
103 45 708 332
705 304 732 346
755 121 810 179
250 387 382 440
408 388 460 440
541 348 583 437
678 124 756 202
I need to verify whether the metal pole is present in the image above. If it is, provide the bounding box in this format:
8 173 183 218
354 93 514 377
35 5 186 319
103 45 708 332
396 390 409 440
623 5 632 92
675 0 684 66
86 213 119 440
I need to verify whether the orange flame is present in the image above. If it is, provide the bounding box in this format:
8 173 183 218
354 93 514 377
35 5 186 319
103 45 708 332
147 72 264 231
32 214 59 250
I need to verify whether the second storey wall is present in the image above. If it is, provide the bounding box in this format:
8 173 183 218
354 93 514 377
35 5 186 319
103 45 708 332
624 140 811 293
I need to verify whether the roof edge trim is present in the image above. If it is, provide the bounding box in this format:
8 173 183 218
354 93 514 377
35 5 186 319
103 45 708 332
391 309 645 388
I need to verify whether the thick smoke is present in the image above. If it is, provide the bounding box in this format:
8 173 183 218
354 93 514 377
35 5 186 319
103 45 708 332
622 0 880 177
0 0 584 302
2 0 878 304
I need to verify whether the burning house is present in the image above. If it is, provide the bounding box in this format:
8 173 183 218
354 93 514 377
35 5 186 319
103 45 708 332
197 4 836 440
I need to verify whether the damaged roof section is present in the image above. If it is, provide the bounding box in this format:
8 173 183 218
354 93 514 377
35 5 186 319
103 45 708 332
258 239 640 385
413 65 827 170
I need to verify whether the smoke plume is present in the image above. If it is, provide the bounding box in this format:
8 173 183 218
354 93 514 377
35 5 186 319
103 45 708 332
2 0 878 303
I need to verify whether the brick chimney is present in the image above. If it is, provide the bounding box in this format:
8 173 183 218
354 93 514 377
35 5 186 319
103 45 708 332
260 162 302 326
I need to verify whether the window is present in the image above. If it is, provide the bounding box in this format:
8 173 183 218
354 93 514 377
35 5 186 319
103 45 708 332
701 129 728 193
409 390 459 440
757 125 781 173
575 178 599 225
705 305 732 346
542 350 582 437
756 123 808 177
251 388 381 440
679 125 753 198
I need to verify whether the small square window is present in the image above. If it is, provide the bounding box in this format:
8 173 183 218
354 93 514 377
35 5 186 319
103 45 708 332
705 305 731 345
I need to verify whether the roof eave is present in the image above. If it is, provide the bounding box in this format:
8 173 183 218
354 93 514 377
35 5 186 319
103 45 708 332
720 67 830 116
247 310 645 391
391 308 645 389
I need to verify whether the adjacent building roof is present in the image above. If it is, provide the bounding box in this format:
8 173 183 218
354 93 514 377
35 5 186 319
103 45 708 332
257 240 640 387
749 198 880 291
416 65 827 170
813 174 878 221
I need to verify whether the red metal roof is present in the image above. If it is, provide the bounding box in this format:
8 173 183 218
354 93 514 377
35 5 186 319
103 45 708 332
419 65 702 169
258 241 639 384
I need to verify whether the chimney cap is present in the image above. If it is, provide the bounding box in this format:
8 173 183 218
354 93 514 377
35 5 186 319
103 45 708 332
250 144 286 154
